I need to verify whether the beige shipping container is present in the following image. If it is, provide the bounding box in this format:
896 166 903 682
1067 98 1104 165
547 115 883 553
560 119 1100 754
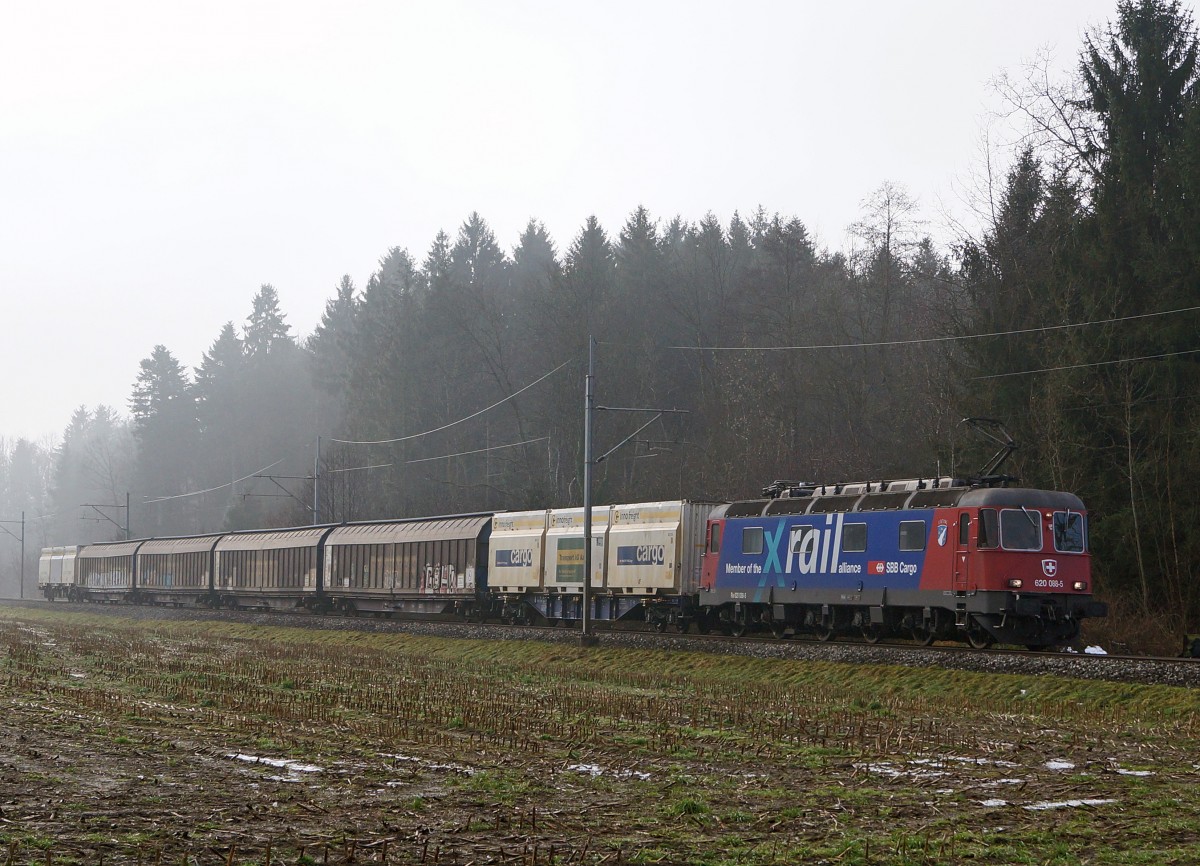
544 506 608 590
606 501 715 595
490 511 547 593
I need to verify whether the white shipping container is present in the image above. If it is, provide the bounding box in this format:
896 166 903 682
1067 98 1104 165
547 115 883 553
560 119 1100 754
38 546 77 589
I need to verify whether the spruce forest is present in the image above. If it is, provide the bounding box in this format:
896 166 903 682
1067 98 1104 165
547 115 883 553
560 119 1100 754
3 0 1200 632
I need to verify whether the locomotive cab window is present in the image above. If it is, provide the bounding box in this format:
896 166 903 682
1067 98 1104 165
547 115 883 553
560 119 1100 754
842 523 867 553
742 526 764 555
1000 508 1043 551
978 509 998 548
709 523 722 553
898 520 926 551
1053 511 1086 553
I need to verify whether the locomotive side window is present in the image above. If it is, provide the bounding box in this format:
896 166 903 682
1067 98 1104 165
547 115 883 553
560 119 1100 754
709 523 722 553
843 523 867 553
898 520 926 551
1053 511 1086 553
742 526 764 555
1000 508 1043 551
791 526 817 554
958 515 970 546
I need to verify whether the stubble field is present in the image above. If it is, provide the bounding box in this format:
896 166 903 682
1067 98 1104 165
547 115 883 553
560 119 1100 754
1 604 1198 865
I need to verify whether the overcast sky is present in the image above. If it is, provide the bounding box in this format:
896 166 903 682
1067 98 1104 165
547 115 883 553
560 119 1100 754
1 0 1121 443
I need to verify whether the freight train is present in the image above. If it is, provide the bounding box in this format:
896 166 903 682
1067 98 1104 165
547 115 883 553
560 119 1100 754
38 476 1107 649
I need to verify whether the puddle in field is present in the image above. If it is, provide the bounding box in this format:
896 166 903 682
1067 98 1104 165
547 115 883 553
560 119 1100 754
226 753 323 782
911 756 1019 769
979 797 1118 810
566 763 652 781
1025 798 1117 811
382 753 477 776
856 762 948 780
858 754 1024 782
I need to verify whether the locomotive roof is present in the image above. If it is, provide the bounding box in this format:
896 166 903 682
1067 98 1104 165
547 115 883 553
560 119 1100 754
721 482 1084 517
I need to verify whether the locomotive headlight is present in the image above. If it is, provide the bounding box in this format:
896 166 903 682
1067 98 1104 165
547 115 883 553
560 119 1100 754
1073 581 1087 591
1007 578 1023 588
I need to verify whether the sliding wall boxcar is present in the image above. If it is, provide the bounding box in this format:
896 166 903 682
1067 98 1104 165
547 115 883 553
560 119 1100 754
544 506 609 591
76 539 146 602
38 546 78 600
136 534 223 605
607 501 714 595
322 515 492 614
490 511 547 594
214 526 334 608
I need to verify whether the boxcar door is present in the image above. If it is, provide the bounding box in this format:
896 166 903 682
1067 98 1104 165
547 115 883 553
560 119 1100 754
953 512 971 592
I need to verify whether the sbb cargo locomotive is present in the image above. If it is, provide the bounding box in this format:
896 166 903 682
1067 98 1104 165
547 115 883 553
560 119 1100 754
701 478 1103 647
40 478 1107 648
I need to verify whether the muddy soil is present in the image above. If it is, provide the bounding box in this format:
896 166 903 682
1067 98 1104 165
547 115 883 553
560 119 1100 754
2 606 1198 865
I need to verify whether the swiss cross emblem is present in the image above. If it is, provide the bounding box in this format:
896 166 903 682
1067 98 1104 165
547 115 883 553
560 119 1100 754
1042 559 1058 577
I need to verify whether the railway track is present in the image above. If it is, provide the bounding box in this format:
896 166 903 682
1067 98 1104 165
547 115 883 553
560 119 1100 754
4 598 1197 687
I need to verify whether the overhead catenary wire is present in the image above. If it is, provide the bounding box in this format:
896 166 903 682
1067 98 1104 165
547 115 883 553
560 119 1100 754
404 435 549 465
327 360 571 447
323 461 395 475
972 347 1200 380
667 304 1200 352
142 456 287 504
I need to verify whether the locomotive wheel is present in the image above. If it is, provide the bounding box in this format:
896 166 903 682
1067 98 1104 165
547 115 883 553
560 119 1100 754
861 623 883 644
910 624 936 646
965 618 995 649
769 620 788 640
653 619 668 633
729 611 750 638
696 618 712 635
675 619 690 634
814 622 836 642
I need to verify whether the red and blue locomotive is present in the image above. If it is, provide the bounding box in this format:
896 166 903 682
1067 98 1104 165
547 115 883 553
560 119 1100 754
698 476 1105 648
